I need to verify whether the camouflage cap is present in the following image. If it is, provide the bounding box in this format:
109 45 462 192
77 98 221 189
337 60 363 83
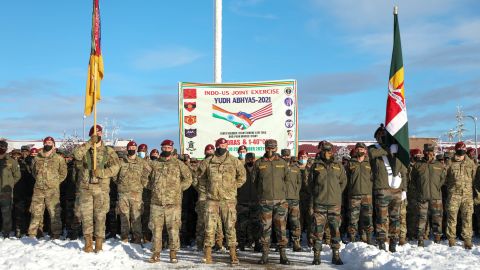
245 152 255 159
265 139 277 148
355 142 367 149
423 143 435 151
21 145 30 151
281 149 291 156
322 142 333 151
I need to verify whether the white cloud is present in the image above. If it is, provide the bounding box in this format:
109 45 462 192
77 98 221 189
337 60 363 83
228 0 277 19
133 47 203 70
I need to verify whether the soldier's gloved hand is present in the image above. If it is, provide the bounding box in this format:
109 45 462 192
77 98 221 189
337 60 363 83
94 168 104 178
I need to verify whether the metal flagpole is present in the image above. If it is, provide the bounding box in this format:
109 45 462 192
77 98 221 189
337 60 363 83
93 59 97 171
214 0 222 83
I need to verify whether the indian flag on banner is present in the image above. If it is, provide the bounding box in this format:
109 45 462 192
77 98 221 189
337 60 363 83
385 6 410 167
212 105 253 130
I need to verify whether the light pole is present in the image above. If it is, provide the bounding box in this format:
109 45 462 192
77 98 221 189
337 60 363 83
465 115 478 162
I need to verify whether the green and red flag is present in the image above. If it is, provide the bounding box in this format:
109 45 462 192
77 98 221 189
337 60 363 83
385 6 410 167
84 0 104 116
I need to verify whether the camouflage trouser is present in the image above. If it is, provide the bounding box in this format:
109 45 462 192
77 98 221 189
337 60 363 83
312 204 341 250
299 199 313 245
204 200 237 248
0 193 12 234
28 188 62 236
417 199 443 238
14 199 31 234
142 188 152 240
195 199 223 248
287 199 301 241
236 203 262 246
78 186 110 239
149 204 181 252
64 199 80 235
400 198 407 240
259 200 288 248
348 194 373 237
374 189 402 241
446 193 473 241
118 192 143 239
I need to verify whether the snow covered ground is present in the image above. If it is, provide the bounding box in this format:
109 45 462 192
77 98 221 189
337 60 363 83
1 236 479 270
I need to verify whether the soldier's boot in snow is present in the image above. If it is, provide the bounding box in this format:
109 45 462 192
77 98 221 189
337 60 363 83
433 235 441 244
258 246 269 264
170 250 178 263
293 240 302 252
149 252 160 263
331 249 344 265
399 238 406 246
83 234 94 253
279 248 290 265
464 239 473 250
203 247 213 264
417 237 424 247
448 238 456 247
312 250 321 265
229 247 239 265
377 239 386 251
389 238 397 253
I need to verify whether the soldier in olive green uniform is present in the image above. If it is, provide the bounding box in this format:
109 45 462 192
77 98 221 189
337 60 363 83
236 152 262 251
411 144 446 246
299 150 313 247
446 142 476 249
0 140 21 237
197 138 246 265
347 142 374 244
14 146 35 238
148 140 192 263
115 141 152 243
285 152 304 251
254 139 290 265
309 142 346 265
28 137 67 239
406 149 422 242
73 125 120 253
369 125 407 252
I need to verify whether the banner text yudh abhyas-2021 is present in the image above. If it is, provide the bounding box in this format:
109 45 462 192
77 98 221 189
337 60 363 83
178 80 298 159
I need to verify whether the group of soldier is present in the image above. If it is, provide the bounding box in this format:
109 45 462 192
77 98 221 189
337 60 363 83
1 123 480 266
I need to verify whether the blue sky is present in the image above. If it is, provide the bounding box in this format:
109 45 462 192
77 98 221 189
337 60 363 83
1 0 479 148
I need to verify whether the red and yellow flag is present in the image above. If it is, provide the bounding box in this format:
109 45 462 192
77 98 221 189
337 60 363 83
84 0 104 116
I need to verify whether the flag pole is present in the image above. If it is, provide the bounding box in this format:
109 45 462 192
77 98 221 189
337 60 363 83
214 0 222 83
93 59 97 171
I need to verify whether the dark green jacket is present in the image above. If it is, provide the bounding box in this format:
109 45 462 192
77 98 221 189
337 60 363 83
0 155 21 194
411 159 446 201
347 157 373 196
309 159 347 205
368 145 407 191
285 163 303 200
254 154 288 201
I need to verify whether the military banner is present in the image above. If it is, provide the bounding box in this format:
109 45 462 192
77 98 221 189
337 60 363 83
179 80 298 159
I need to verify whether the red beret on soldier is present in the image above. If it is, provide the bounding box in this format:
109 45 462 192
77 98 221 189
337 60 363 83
88 125 103 137
215 138 227 147
43 136 55 145
127 141 137 148
161 140 174 147
138 144 148 151
205 144 215 151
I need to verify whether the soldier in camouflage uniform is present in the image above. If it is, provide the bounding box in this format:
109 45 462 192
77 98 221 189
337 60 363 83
299 151 313 247
73 125 120 253
197 138 246 265
254 139 290 265
192 144 224 251
27 137 67 239
115 141 152 243
406 149 422 242
236 152 262 251
13 145 35 238
148 140 192 263
0 140 21 237
347 142 374 244
309 142 346 265
411 144 446 246
285 151 304 252
446 141 476 249
369 125 407 252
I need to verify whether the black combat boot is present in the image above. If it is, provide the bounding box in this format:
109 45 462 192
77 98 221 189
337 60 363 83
312 249 321 265
378 239 386 251
417 237 424 247
258 245 269 264
254 241 262 252
349 233 356 243
389 238 397 253
366 233 373 245
331 249 344 265
279 247 290 265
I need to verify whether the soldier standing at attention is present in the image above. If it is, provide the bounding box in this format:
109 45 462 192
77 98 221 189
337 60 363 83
73 125 120 253
285 150 303 252
446 141 476 249
115 141 152 243
309 142 347 265
197 138 246 265
148 140 192 263
254 139 290 265
0 140 21 237
28 136 67 239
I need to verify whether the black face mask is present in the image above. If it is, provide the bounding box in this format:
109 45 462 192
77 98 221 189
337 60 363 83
0 148 6 155
43 145 53 152
160 151 172 157
265 150 274 158
127 150 136 156
456 149 466 156
215 148 227 156
246 162 254 167
150 156 158 161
